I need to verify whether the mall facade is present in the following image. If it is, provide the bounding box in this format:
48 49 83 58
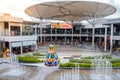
0 14 37 55
0 13 120 54
36 19 120 52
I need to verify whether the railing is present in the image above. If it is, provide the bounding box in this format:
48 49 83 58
1 32 34 36
0 35 37 42
22 32 34 36
113 32 120 36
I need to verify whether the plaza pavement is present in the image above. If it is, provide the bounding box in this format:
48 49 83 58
39 45 119 63
0 45 120 80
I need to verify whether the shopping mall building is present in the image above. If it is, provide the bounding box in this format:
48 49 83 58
0 14 38 55
0 13 120 54
35 18 120 51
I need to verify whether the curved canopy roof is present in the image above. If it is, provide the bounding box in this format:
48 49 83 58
25 0 116 21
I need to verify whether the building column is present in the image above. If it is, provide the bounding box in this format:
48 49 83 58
72 27 73 44
40 26 42 42
20 24 22 36
92 25 95 48
104 27 107 51
21 42 23 54
43 29 46 43
55 29 57 42
99 37 101 45
86 29 88 41
110 23 113 55
36 41 38 51
51 27 52 42
9 42 12 53
79 28 81 42
65 29 67 45
44 36 45 42
8 22 11 36
100 28 101 34
35 27 37 35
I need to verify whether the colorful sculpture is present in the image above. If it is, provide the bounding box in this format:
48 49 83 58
45 44 60 66
3 48 10 59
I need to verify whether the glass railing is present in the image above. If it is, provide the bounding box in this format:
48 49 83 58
2 32 34 36
22 32 34 36
113 32 120 36
11 32 34 36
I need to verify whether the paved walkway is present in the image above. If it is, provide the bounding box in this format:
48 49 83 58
0 45 120 80
39 45 118 63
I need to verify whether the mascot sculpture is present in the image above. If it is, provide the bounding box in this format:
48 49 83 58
44 44 60 66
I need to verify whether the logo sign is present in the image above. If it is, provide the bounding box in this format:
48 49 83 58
51 23 72 29
52 23 60 28
60 23 72 29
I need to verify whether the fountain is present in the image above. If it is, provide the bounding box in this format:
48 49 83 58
115 69 120 79
90 56 113 80
1 53 26 77
57 66 81 80
44 54 120 80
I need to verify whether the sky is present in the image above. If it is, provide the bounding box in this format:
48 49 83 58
0 0 120 21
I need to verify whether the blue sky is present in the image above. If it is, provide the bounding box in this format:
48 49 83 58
0 0 119 21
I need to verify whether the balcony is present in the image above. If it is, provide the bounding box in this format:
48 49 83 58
113 36 120 40
0 35 37 42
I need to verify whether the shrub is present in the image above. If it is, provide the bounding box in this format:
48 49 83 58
101 55 112 59
18 54 44 63
110 58 120 63
80 55 111 59
59 62 75 67
69 59 79 63
69 59 91 64
59 62 92 68
33 52 45 56
112 62 120 67
79 63 92 67
23 54 33 58
81 56 94 59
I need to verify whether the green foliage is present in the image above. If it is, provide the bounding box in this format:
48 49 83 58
23 54 33 58
59 62 92 68
112 62 120 67
80 55 111 59
81 56 94 59
59 62 75 67
79 63 92 67
33 52 45 56
110 58 120 63
60 55 119 68
18 54 44 63
69 59 79 63
101 55 112 59
69 59 91 63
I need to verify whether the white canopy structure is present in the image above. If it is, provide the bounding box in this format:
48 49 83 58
25 0 116 21
25 0 116 50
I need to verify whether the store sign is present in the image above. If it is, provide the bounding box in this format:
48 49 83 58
60 23 72 29
51 23 72 29
51 23 60 28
